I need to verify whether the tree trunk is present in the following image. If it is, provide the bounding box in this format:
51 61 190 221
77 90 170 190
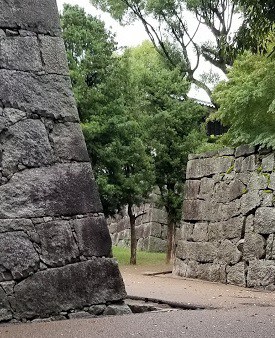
128 204 137 265
166 215 176 264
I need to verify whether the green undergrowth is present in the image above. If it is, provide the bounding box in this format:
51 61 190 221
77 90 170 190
112 246 166 266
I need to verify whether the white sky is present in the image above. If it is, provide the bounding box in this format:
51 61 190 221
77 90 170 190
56 0 229 101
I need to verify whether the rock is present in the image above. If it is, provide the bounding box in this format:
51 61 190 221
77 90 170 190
235 144 255 158
247 260 275 288
0 163 102 218
254 207 275 234
227 263 246 287
0 36 41 72
0 69 79 121
184 180 200 199
73 216 112 257
89 304 106 316
0 232 39 280
218 240 242 265
103 304 132 316
262 154 275 172
176 241 218 263
0 0 61 36
36 221 79 267
68 312 94 319
39 36 69 75
192 223 208 242
148 236 166 252
243 233 266 260
11 259 126 319
2 119 54 176
51 122 90 162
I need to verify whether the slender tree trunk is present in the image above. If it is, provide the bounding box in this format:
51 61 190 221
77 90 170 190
166 215 176 264
128 204 137 265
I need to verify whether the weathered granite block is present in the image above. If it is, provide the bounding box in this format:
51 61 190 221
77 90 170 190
247 260 275 288
208 217 244 241
218 240 242 264
0 287 12 322
266 235 275 260
180 222 194 241
192 223 208 242
176 241 218 263
235 144 255 158
0 36 42 72
0 163 102 218
148 236 166 252
36 221 79 267
268 173 275 190
73 216 112 257
2 119 54 176
254 207 275 234
184 180 200 199
226 262 246 287
0 70 79 121
11 259 126 319
39 36 69 75
243 233 266 261
51 122 90 162
240 190 261 215
0 0 61 36
262 154 275 172
0 232 39 280
150 222 162 237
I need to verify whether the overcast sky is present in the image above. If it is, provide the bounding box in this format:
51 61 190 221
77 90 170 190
56 0 148 47
56 0 223 101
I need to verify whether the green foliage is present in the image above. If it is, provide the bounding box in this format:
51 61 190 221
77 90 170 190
212 47 275 149
125 41 206 223
112 246 166 266
62 5 155 217
61 4 117 122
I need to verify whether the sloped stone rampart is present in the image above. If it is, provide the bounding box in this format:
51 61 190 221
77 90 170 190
174 145 275 289
0 0 126 323
109 203 168 252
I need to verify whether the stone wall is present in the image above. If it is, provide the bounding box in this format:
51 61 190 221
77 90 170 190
109 203 168 252
0 0 125 323
174 145 275 290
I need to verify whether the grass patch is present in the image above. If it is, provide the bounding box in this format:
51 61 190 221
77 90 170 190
112 246 166 266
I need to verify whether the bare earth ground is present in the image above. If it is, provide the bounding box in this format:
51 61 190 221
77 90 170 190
1 264 275 338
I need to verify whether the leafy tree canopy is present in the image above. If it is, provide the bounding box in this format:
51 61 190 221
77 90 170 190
212 37 275 149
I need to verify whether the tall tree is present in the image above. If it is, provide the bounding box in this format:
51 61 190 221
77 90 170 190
126 41 206 262
61 5 155 265
212 37 275 149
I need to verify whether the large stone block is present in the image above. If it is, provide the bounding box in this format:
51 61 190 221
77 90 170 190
215 179 246 203
2 119 54 176
186 156 233 179
243 233 266 261
40 36 69 75
0 232 39 280
266 235 275 260
235 144 255 158
254 207 275 234
11 259 126 319
73 216 112 257
184 180 200 199
0 36 42 72
51 122 89 162
262 154 275 172
0 0 61 36
176 241 218 263
0 287 12 322
148 236 166 252
208 217 244 241
0 70 79 121
226 262 246 287
217 240 242 265
36 221 79 267
0 163 102 218
240 190 261 215
247 260 275 288
192 223 208 242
